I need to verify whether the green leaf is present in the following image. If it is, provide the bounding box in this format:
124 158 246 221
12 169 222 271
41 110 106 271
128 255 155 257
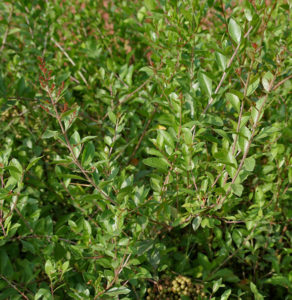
70 131 81 158
244 8 253 21
197 253 212 270
35 288 52 300
145 147 164 157
226 92 240 113
181 128 193 145
143 157 170 171
211 268 240 283
0 249 13 276
215 52 227 70
262 71 273 92
244 1 256 22
192 216 202 231
42 130 59 139
26 156 43 171
45 260 55 276
108 110 117 124
62 261 69 273
144 0 156 10
81 136 97 143
250 282 264 300
105 287 131 296
220 289 231 300
8 159 22 181
212 278 224 293
255 126 280 140
214 150 237 168
231 184 243 197
60 108 77 120
158 130 175 149
239 126 251 152
247 76 260 97
264 275 292 289
83 219 92 235
137 240 154 255
139 66 154 76
202 114 223 127
251 97 265 123
198 71 212 97
82 142 95 167
213 129 231 143
244 157 255 171
232 229 242 247
228 19 241 44
104 136 112 146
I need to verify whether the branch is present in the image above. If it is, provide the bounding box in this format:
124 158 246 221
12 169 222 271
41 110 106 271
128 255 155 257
218 75 276 206
38 59 116 207
0 274 29 300
273 74 292 91
51 37 88 86
202 26 253 114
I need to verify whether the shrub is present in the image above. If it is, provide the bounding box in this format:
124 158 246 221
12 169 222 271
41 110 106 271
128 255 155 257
0 0 291 299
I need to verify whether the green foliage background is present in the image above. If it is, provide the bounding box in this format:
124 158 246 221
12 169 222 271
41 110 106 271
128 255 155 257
0 0 291 299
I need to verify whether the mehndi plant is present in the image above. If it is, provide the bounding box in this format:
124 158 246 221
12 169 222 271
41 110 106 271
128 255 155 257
0 0 291 299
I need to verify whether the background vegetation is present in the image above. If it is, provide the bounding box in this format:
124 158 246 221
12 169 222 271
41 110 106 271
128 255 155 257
0 0 291 299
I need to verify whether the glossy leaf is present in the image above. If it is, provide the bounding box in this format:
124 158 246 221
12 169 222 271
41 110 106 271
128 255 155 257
247 76 260 96
215 51 227 70
226 92 240 113
106 287 131 296
198 71 212 97
26 156 43 171
81 142 95 167
231 184 243 197
228 19 241 44
244 157 255 171
262 71 274 92
220 289 232 300
192 216 202 231
143 157 170 171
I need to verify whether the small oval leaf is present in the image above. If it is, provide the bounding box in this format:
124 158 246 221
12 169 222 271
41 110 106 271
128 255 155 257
192 216 202 231
143 157 170 171
228 19 241 44
226 92 240 113
215 51 227 70
198 71 212 98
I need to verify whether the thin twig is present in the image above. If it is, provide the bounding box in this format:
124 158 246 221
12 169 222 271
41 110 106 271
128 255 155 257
0 4 13 52
127 106 157 164
218 75 276 206
207 222 258 279
223 55 255 185
273 74 292 91
47 86 115 205
38 60 115 206
159 95 183 202
94 245 131 299
102 78 151 121
51 37 88 86
3 174 24 223
0 274 29 300
202 26 253 114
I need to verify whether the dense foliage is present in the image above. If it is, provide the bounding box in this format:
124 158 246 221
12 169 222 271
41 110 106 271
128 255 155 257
0 0 291 299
